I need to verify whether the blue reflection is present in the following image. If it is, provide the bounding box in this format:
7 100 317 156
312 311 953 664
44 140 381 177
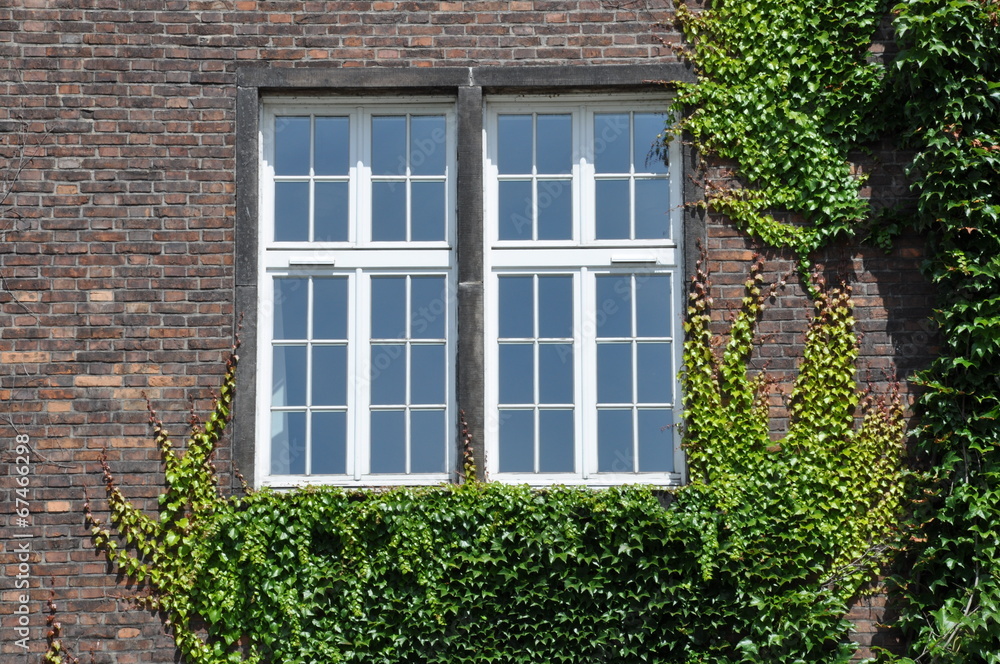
410 276 447 339
273 278 308 340
597 342 632 404
411 181 445 242
372 116 406 176
314 117 350 176
635 274 671 338
598 409 633 473
370 410 406 473
595 179 630 240
637 409 672 472
595 275 632 339
410 344 445 405
311 411 346 474
271 411 306 474
314 181 349 242
537 276 572 339
274 181 309 242
371 277 406 339
539 409 574 473
410 410 446 473
410 116 447 175
634 113 668 174
499 409 534 473
499 343 534 405
499 180 533 240
594 114 630 174
312 345 347 406
538 344 573 405
274 116 310 176
635 179 669 240
371 181 406 241
272 345 307 407
637 343 671 404
537 179 572 240
497 115 533 174
536 115 572 174
370 344 406 405
313 277 348 340
498 276 533 338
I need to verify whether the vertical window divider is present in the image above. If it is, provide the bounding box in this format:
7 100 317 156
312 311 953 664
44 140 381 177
579 267 592 480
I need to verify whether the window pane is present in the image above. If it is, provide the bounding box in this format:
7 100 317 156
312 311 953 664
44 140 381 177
411 276 446 340
371 181 406 241
538 344 573 404
274 181 309 242
597 342 632 404
274 116 310 176
595 179 630 240
410 344 445 405
539 410 574 473
634 113 668 174
370 410 405 473
314 116 350 176
537 275 572 339
537 179 572 240
410 115 446 176
271 411 306 474
635 275 671 338
410 410 446 473
273 278 308 340
312 345 347 406
598 409 634 473
272 345 306 407
536 114 572 174
638 409 672 472
636 343 671 404
371 277 406 339
497 115 532 174
313 277 348 340
372 116 406 176
594 113 630 174
499 343 533 405
498 180 533 240
499 409 534 473
498 276 533 338
411 181 445 242
370 344 406 405
314 181 349 242
635 179 670 240
311 411 346 475
595 276 631 339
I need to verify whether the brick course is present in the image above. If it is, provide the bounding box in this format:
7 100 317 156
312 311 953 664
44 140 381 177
0 1 930 661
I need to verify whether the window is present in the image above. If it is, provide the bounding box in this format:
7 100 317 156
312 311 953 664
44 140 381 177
485 97 684 484
257 99 457 485
249 76 686 488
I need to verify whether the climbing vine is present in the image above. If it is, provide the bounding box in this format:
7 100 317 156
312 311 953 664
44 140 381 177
84 261 906 664
883 1 1000 660
671 0 892 264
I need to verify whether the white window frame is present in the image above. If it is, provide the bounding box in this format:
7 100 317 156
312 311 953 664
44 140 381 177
484 94 685 486
256 97 458 487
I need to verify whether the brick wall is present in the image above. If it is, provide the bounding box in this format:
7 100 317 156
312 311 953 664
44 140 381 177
0 1 930 662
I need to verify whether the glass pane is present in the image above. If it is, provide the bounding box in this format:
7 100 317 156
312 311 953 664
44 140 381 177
635 179 670 240
371 181 407 241
312 345 347 406
595 276 631 339
536 114 572 174
497 115 532 174
537 276 572 339
370 344 406 405
271 411 306 474
311 411 346 475
595 179 630 240
411 181 445 242
499 343 534 405
274 181 309 242
410 344 445 405
410 410 446 473
372 116 406 176
498 276 533 338
314 116 349 176
537 179 572 241
598 409 633 473
410 115 447 176
634 113 668 174
370 410 405 473
636 275 671 338
499 409 534 473
313 277 348 340
273 278 308 340
274 116 310 176
272 345 306 407
594 113 630 174
371 277 406 339
539 344 573 405
539 409 574 473
637 343 672 404
411 276 446 340
638 409 673 472
498 180 533 241
597 342 632 404
314 182 349 242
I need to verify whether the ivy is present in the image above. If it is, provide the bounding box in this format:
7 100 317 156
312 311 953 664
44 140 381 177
86 262 906 664
671 0 892 263
882 1 1000 661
